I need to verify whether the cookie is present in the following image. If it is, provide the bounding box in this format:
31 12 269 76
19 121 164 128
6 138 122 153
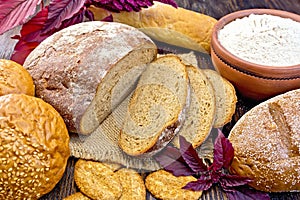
74 159 122 200
115 168 146 200
63 192 91 200
145 170 202 200
102 162 123 172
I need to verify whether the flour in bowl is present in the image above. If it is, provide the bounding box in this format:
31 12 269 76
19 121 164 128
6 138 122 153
218 14 300 66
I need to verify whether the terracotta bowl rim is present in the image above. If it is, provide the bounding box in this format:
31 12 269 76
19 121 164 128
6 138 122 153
211 8 300 79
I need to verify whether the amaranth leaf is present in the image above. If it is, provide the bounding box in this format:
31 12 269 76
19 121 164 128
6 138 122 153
225 185 270 200
155 146 195 176
41 0 86 34
179 135 207 173
219 174 252 191
183 175 213 191
211 129 234 171
0 0 41 35
11 6 49 64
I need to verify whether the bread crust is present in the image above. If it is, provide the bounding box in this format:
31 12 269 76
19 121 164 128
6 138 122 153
228 89 300 192
23 21 157 134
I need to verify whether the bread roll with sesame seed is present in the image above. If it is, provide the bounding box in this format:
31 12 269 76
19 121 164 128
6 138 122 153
0 94 70 199
228 88 300 192
0 59 35 96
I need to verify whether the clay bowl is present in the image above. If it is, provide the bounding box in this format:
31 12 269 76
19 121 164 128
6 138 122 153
211 9 300 101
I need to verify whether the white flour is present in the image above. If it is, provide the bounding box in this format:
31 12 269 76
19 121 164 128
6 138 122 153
218 14 300 66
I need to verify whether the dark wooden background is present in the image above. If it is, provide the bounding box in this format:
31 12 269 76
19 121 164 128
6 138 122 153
1 0 299 199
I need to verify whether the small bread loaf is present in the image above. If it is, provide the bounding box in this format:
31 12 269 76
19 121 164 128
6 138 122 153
0 59 34 96
0 94 70 199
202 69 237 127
24 21 157 134
74 159 122 200
145 170 202 200
63 192 91 200
119 55 189 156
115 168 146 200
228 89 300 192
90 2 217 53
173 65 215 148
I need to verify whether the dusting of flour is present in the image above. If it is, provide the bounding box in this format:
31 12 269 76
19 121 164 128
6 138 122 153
218 14 300 66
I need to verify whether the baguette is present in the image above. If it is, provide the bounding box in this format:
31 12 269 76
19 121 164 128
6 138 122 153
119 55 189 156
90 2 217 53
228 88 300 192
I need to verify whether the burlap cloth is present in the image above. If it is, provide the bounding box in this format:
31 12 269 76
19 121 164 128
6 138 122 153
69 52 215 171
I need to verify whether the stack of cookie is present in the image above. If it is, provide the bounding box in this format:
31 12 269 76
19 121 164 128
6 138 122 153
64 159 202 200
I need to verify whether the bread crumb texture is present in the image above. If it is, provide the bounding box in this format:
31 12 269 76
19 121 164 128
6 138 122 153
0 59 35 96
145 170 202 200
0 94 70 199
229 89 300 192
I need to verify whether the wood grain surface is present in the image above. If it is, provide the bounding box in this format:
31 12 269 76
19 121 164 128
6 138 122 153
1 0 299 199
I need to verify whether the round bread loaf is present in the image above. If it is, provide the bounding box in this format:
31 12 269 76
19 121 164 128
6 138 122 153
0 94 70 199
228 89 300 192
0 59 34 96
23 21 157 134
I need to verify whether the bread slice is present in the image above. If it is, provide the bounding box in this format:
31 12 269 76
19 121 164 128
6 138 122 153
119 55 189 156
228 88 300 192
172 65 216 148
202 69 237 127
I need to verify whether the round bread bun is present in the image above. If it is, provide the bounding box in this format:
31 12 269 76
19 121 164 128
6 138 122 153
228 89 300 192
0 59 34 96
0 94 70 199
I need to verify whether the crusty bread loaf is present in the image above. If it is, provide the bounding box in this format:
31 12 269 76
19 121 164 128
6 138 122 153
0 94 70 199
228 88 300 192
173 65 215 148
0 59 35 96
90 2 217 53
23 21 157 134
119 55 189 156
202 69 237 127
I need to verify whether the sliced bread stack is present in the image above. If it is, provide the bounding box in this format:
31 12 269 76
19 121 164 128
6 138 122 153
119 54 237 157
119 55 189 156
